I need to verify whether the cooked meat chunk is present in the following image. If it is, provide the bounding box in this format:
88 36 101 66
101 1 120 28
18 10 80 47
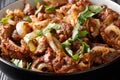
1 39 30 60
31 48 55 72
97 6 119 25
72 39 82 52
78 53 91 70
84 18 101 38
113 19 120 28
52 50 80 73
43 0 68 7
34 36 48 56
101 24 120 49
91 43 108 48
23 3 35 15
31 56 53 72
44 47 56 63
56 23 73 42
91 46 120 65
12 30 21 42
0 25 15 39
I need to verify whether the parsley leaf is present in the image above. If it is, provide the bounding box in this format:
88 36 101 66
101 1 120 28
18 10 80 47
43 23 60 33
0 16 13 23
62 38 73 47
82 42 90 53
72 53 80 60
72 5 103 40
89 5 103 14
65 47 73 56
45 5 55 13
72 24 80 41
23 15 31 22
34 29 43 36
78 30 88 38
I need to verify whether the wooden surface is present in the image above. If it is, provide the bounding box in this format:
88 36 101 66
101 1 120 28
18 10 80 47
0 0 120 80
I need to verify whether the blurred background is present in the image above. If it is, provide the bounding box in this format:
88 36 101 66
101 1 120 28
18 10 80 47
0 0 120 80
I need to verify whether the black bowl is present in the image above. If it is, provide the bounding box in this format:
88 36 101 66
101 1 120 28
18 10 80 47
0 0 120 80
0 56 120 80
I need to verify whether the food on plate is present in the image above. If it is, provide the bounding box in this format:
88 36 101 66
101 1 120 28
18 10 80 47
0 0 120 73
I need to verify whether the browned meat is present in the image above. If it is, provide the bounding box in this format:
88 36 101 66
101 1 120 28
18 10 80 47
23 3 35 15
56 23 73 42
78 53 91 70
91 46 120 65
52 50 80 73
113 19 120 28
83 18 101 38
43 0 68 7
1 38 30 60
91 43 108 48
34 36 48 56
30 56 53 72
44 47 56 63
97 6 119 25
72 38 90 52
100 23 120 49
0 25 15 39
12 30 21 42
31 48 55 72
72 39 82 52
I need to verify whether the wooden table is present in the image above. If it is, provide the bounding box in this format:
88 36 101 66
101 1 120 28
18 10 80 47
0 0 120 80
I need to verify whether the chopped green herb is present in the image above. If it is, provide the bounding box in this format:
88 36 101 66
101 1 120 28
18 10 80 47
34 23 60 36
72 24 80 41
34 29 43 36
0 16 13 23
82 42 90 53
72 53 80 60
89 5 103 14
62 38 73 47
71 42 90 60
65 47 73 56
72 5 103 40
77 5 89 24
0 17 8 23
45 5 55 13
63 4 101 60
43 23 60 33
77 5 103 25
78 30 88 38
23 15 31 22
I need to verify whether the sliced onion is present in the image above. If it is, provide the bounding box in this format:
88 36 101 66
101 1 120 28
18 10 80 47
104 24 120 35
16 21 32 38
24 32 38 43
45 32 58 52
7 18 16 25
28 39 38 52
45 32 62 52
37 63 53 72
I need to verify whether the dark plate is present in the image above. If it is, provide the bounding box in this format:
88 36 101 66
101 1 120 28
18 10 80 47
0 55 120 80
0 0 120 80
